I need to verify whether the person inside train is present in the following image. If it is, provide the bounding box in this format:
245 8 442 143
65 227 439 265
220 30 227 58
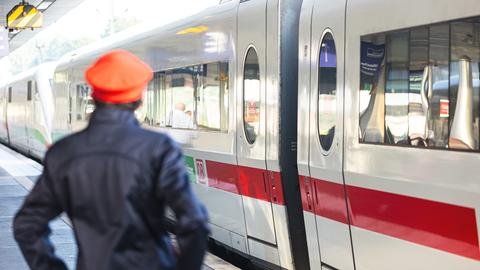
12 49 209 270
169 102 194 129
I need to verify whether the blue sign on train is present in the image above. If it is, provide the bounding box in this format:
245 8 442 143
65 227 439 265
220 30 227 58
360 41 385 90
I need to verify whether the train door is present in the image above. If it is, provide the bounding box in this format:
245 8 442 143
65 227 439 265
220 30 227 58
236 0 278 262
302 0 355 269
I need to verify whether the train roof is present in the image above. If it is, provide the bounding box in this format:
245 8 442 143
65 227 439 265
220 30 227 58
2 62 57 87
55 1 236 72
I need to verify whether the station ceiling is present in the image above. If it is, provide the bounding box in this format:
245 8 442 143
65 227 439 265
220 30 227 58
0 0 85 52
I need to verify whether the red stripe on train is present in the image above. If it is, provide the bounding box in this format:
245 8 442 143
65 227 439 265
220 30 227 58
299 177 480 261
348 185 480 261
298 176 348 223
205 160 285 205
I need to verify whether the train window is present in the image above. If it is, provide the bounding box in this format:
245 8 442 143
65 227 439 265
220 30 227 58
197 62 229 131
318 31 337 152
143 72 166 127
8 87 12 103
142 62 229 132
243 47 261 144
27 81 32 101
359 17 480 151
75 84 93 121
165 66 198 129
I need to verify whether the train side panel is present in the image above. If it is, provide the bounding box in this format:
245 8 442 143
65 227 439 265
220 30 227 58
52 68 72 141
298 0 356 269
7 79 29 153
28 64 56 159
345 0 480 269
0 85 8 143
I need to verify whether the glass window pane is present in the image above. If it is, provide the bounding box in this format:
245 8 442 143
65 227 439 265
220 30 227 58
385 31 409 145
196 62 229 131
243 48 260 144
428 24 450 148
359 17 480 151
408 28 429 147
75 83 93 122
166 67 196 129
449 20 480 150
143 72 166 127
359 35 386 143
318 32 337 152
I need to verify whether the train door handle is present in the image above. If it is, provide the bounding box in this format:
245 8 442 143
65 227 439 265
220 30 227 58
304 178 314 212
262 171 268 196
270 171 278 203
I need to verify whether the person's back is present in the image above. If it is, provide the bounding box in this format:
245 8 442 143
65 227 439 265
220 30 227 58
13 50 209 270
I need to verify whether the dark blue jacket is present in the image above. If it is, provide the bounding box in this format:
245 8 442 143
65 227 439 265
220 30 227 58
13 107 209 270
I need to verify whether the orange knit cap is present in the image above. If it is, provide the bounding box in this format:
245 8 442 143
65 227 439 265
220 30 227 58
86 49 153 103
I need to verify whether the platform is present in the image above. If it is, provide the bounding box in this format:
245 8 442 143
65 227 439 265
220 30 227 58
0 144 236 270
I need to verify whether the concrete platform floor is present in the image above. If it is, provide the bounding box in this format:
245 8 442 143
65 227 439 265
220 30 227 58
0 144 237 270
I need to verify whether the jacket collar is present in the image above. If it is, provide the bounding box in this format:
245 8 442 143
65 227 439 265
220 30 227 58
88 107 139 126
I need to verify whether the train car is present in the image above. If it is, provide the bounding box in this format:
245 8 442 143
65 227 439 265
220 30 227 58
4 0 480 269
2 63 55 159
298 0 480 269
50 1 306 269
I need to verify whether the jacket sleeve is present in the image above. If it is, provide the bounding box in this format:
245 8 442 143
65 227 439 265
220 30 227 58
13 164 67 270
156 139 209 270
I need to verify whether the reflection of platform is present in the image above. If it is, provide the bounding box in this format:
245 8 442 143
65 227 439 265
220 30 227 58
0 144 237 270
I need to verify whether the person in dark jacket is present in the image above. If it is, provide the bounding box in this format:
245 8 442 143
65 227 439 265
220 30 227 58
13 49 209 270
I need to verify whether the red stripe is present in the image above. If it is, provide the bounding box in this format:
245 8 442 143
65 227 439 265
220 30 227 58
205 160 239 194
299 176 480 261
204 160 285 205
237 165 270 202
313 179 349 224
299 177 348 222
347 185 480 261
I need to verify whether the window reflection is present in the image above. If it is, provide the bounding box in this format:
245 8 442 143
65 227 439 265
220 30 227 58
141 62 229 132
408 28 429 146
243 48 260 144
449 21 480 149
75 83 94 121
359 36 386 143
143 72 166 127
385 31 409 145
359 18 480 151
166 67 197 129
318 32 337 152
197 62 229 130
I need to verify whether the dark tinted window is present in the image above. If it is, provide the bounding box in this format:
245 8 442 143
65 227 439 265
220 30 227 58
27 81 32 101
243 48 260 144
318 32 337 152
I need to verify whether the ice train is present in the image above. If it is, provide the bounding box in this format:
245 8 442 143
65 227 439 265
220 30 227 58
1 0 480 269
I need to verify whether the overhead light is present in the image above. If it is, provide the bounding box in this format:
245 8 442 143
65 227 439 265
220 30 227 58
37 0 54 11
176 25 209 35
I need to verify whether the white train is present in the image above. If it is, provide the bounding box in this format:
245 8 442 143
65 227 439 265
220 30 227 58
1 0 480 269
